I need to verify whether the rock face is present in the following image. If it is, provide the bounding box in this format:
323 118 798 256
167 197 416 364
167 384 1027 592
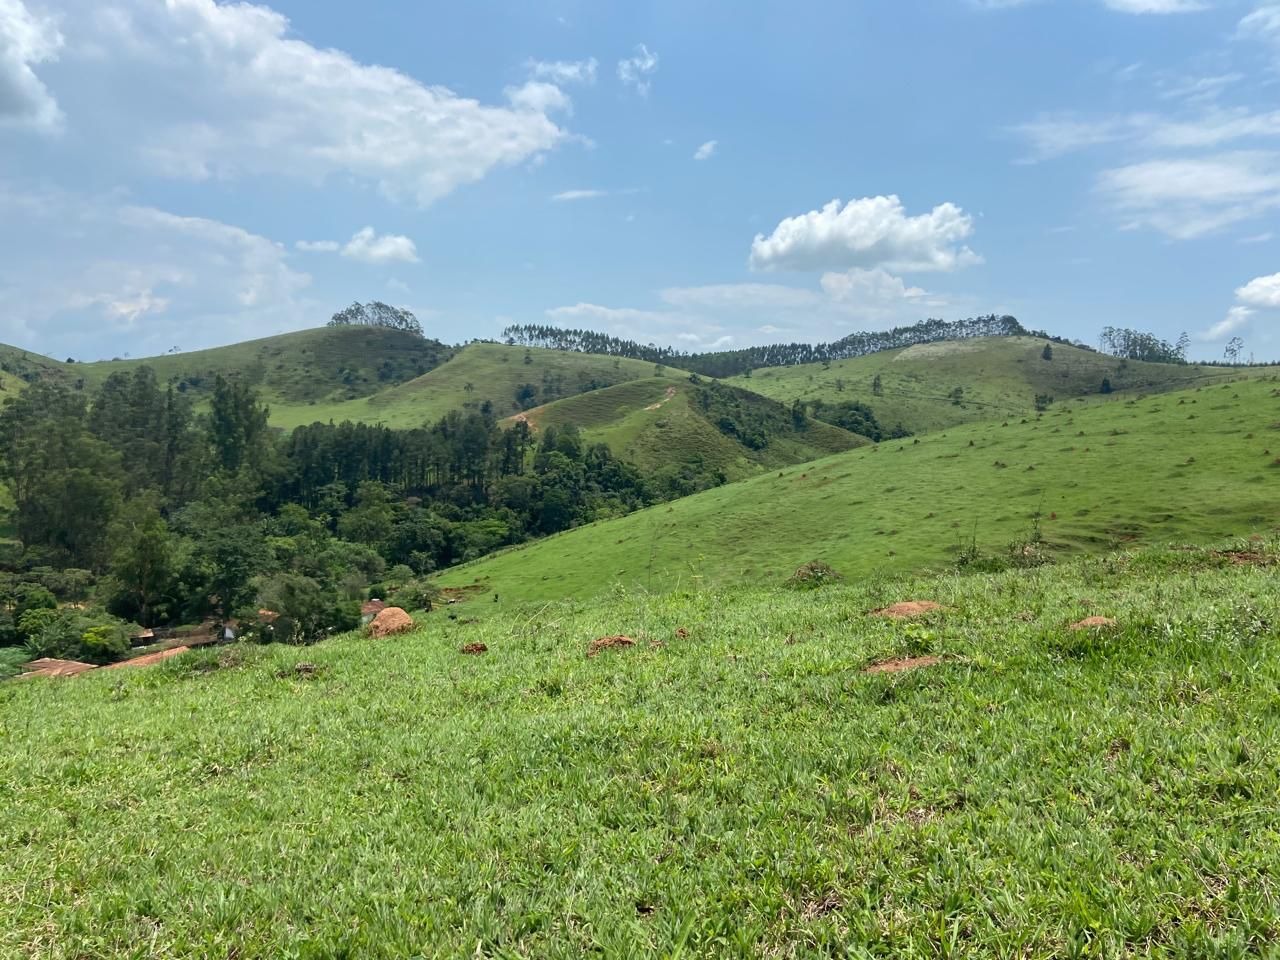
368 607 415 638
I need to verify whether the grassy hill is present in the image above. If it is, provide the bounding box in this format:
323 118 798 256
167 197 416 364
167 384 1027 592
271 343 661 430
439 375 1280 603
0 327 450 413
3 543 1277 956
508 377 867 483
728 336 1249 436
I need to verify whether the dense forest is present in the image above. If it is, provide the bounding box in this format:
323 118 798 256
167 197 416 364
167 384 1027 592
503 315 1031 377
0 370 654 664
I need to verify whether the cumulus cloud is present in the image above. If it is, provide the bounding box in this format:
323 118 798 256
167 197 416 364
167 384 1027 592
527 57 598 85
1199 305 1254 341
53 0 571 205
341 227 419 264
749 195 982 274
1237 271 1280 307
1096 152 1280 238
820 267 928 302
617 43 658 96
693 140 717 161
0 0 64 129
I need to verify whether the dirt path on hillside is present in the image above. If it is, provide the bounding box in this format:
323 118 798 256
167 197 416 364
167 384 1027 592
645 387 677 411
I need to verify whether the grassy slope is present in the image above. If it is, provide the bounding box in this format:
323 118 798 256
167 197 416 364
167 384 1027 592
509 377 866 481
0 343 67 399
272 343 660 430
728 336 1250 435
72 326 449 409
440 376 1280 603
2 545 1277 956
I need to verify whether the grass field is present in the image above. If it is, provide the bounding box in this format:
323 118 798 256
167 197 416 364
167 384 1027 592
727 336 1252 436
510 378 866 482
270 343 661 430
2 543 1277 956
439 376 1280 603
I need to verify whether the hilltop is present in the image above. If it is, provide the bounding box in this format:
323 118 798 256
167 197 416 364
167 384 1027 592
439 375 1280 603
507 377 868 486
728 336 1244 436
0 326 451 410
3 543 1277 956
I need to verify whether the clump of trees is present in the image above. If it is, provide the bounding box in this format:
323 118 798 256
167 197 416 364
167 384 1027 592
0 367 656 664
1098 327 1187 365
328 301 424 338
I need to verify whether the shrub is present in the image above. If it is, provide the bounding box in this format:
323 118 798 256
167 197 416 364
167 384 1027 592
79 624 130 664
786 561 844 590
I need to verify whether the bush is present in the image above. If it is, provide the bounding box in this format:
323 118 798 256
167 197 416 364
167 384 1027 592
79 624 130 664
786 561 844 590
391 578 439 612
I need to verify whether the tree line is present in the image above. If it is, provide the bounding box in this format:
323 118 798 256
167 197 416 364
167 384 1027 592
503 316 1029 378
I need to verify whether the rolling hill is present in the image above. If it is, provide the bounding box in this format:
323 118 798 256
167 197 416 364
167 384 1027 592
727 336 1247 436
269 342 662 430
506 377 868 484
0 326 451 411
439 374 1280 603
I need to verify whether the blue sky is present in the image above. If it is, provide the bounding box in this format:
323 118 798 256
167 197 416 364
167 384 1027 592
1 0 1278 361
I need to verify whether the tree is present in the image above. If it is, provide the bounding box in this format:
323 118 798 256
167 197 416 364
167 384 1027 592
107 498 177 626
1176 332 1190 361
1041 343 1054 361
1100 378 1113 395
872 374 883 396
1224 337 1244 364
207 375 271 475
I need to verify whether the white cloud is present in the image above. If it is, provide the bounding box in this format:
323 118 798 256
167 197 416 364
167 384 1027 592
1096 152 1280 238
527 57 597 85
1103 0 1208 12
1237 271 1280 307
0 0 63 129
1240 232 1274 243
551 188 607 202
1199 305 1254 340
617 43 658 96
505 80 571 115
0 185 313 356
660 283 823 311
58 0 571 206
820 267 928 302
749 195 982 273
693 140 717 161
341 226 419 264
1014 107 1280 162
1239 4 1280 46
296 239 340 253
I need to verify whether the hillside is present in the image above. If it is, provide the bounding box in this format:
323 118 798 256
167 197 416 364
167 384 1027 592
271 342 661 430
0 327 450 412
728 336 1249 436
3 544 1277 956
440 375 1279 603
507 377 868 485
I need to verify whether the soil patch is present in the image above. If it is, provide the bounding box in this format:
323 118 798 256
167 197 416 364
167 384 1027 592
368 607 415 638
106 646 190 670
872 601 944 619
1213 550 1277 567
644 386 677 411
460 642 488 655
1070 616 1117 630
862 655 942 675
587 635 636 658
21 658 97 679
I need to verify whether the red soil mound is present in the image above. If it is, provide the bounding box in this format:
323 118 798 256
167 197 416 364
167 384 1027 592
872 601 943 619
460 642 488 655
587 635 636 657
368 607 415 638
863 655 942 675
